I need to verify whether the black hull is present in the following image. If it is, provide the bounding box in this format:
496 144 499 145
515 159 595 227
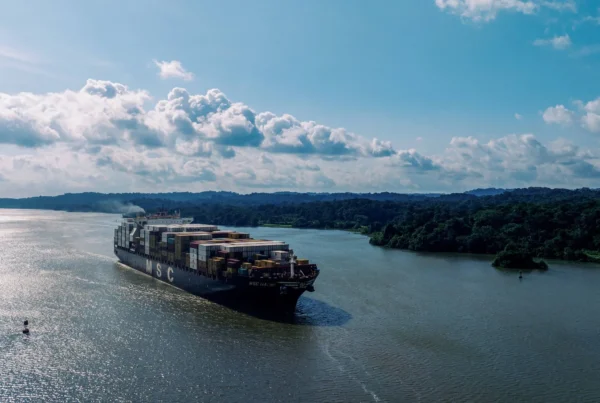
114 247 314 312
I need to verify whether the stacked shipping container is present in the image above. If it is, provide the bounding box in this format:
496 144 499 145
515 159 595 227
117 219 314 280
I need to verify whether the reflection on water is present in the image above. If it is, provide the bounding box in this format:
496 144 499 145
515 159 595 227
1 209 600 402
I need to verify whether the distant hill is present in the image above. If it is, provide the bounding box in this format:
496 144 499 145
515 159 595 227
464 188 507 197
0 187 597 214
0 190 445 212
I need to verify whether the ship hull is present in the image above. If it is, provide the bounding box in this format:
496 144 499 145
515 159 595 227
114 247 313 312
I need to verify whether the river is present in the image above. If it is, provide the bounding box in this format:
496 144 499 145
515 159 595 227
1 209 599 402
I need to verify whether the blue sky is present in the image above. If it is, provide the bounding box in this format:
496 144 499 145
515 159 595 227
0 0 599 196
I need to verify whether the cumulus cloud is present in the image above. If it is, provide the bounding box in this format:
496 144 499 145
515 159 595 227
0 79 151 148
441 134 600 185
580 98 600 132
533 34 572 50
1 79 600 196
515 113 523 120
153 60 194 81
0 80 395 160
435 0 576 22
542 105 573 125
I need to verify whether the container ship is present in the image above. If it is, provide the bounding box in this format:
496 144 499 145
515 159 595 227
113 209 319 311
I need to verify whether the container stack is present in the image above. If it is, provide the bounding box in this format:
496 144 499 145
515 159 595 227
116 220 315 282
221 241 288 260
174 232 214 265
271 250 290 262
182 224 219 232
117 219 135 249
228 232 250 239
210 231 234 239
190 245 198 270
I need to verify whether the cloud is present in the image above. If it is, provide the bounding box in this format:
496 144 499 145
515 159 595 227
571 44 600 57
0 79 152 148
387 149 440 172
0 44 56 78
0 80 399 160
580 98 600 133
435 0 575 22
0 45 37 64
441 134 600 185
1 79 600 196
540 1 576 12
153 60 194 81
515 113 523 120
542 105 573 125
533 34 572 50
255 112 394 157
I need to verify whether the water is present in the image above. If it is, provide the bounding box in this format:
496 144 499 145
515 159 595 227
1 209 600 402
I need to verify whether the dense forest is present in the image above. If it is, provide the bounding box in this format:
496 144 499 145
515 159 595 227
2 187 600 262
127 187 600 263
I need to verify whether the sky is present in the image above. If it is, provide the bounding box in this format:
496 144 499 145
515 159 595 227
0 0 599 197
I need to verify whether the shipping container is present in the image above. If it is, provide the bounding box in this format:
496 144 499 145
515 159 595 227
182 224 219 232
271 250 290 261
211 231 233 239
228 232 250 239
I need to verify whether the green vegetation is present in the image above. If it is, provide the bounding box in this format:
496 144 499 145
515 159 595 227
492 249 549 271
130 187 600 264
261 224 293 228
3 187 600 264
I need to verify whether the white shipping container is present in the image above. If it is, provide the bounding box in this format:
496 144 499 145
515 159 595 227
271 250 289 260
190 248 198 270
182 224 219 232
197 243 223 261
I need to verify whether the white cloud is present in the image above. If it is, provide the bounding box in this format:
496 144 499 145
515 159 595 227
580 98 600 133
0 43 56 78
533 34 572 50
515 113 523 120
1 79 600 196
440 134 600 185
0 45 37 64
435 0 537 21
542 105 573 125
153 60 194 81
435 0 575 22
540 1 577 12
571 44 600 57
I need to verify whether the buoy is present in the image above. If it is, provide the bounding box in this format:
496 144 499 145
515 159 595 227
22 328 29 334
23 320 28 326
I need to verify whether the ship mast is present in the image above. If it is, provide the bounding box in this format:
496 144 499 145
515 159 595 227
289 249 295 278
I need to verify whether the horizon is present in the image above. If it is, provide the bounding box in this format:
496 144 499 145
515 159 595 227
3 186 600 200
1 1 600 197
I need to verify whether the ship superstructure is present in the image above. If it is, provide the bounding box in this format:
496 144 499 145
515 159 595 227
114 211 319 311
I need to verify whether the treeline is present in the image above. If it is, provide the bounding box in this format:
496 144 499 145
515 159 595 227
127 187 600 262
368 200 600 262
0 190 447 210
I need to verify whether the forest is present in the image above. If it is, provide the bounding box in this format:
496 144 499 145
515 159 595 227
128 187 600 263
3 187 599 262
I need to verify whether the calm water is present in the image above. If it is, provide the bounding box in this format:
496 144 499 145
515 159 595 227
1 209 600 402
